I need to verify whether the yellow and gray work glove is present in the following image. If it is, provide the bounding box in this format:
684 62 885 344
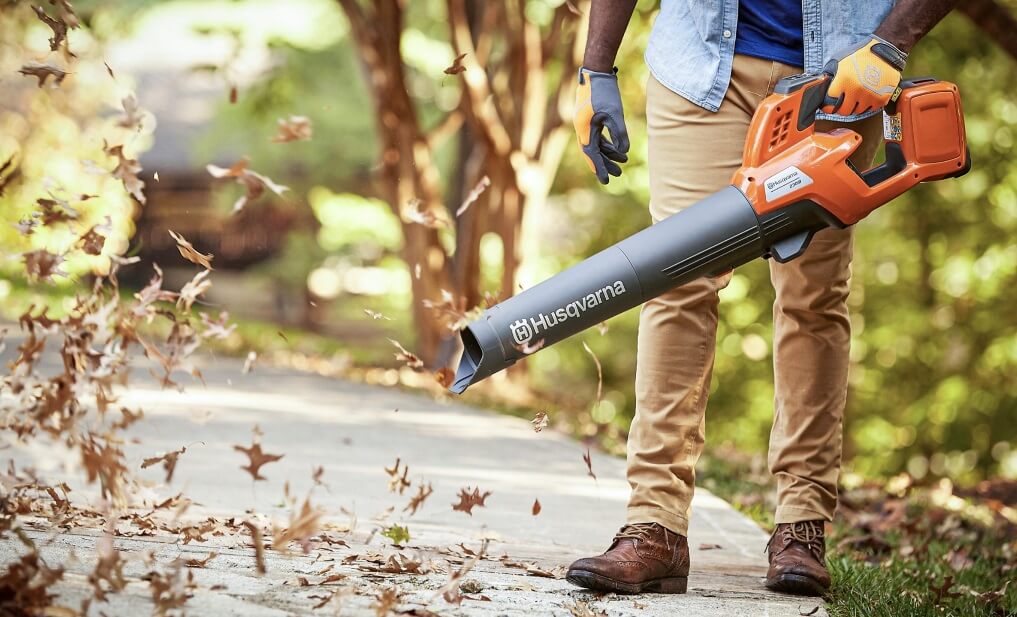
823 35 908 116
573 67 629 185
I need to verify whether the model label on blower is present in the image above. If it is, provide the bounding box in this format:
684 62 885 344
764 165 814 202
510 280 627 346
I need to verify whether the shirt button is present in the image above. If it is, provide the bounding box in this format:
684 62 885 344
723 29 732 38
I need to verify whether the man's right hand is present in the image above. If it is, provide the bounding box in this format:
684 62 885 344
573 67 630 185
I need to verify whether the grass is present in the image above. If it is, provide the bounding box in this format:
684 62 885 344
696 447 1015 617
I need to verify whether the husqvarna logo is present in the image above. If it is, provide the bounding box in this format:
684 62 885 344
508 280 626 347
510 319 533 346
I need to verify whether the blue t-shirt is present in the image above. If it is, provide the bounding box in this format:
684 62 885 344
734 0 805 68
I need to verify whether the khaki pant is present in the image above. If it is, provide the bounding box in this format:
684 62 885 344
626 54 883 535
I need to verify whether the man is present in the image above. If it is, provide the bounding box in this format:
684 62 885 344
567 0 957 597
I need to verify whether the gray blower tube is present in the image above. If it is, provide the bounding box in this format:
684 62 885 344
449 185 836 394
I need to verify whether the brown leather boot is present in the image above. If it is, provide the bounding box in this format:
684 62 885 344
765 520 831 596
566 523 689 594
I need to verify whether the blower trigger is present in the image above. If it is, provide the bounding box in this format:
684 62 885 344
769 230 814 263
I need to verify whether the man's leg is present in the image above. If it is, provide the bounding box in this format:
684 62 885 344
567 54 791 595
764 113 884 596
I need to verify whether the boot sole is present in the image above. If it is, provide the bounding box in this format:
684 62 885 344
765 572 828 597
566 569 688 594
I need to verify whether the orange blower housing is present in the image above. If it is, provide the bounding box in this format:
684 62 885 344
732 74 968 226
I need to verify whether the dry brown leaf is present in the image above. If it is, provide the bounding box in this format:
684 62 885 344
384 458 411 495
32 5 73 54
514 338 545 355
78 226 106 255
388 339 423 369
19 62 68 87
532 499 541 516
23 249 65 281
444 53 467 75
402 198 449 229
207 158 288 214
698 543 723 551
455 175 490 217
271 116 313 143
451 487 491 516
583 448 597 481
436 540 487 606
177 270 212 311
234 441 284 481
141 445 189 483
404 482 434 516
272 496 323 555
567 600 607 617
532 411 549 432
168 230 214 270
434 367 454 388
374 587 401 616
117 95 146 131
183 552 217 568
104 142 146 203
242 520 266 575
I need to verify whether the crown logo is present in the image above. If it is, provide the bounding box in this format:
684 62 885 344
509 318 533 347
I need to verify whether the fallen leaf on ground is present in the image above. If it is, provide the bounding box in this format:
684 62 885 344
455 175 490 217
374 586 402 615
380 524 410 544
272 116 313 143
452 487 491 516
436 540 487 605
444 53 467 75
183 552 217 568
234 441 284 481
532 499 541 516
698 543 723 551
566 600 608 617
168 230 214 270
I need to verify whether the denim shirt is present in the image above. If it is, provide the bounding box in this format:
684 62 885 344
645 0 895 121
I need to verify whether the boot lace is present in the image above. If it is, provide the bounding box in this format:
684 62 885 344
614 523 672 550
767 521 824 557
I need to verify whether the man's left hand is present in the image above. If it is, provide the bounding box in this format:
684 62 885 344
823 36 908 115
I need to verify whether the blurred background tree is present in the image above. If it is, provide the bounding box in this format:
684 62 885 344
1 0 1013 485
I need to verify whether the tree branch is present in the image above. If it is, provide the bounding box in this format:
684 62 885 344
957 0 1017 60
447 0 513 155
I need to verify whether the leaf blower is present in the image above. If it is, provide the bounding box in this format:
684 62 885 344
449 73 968 394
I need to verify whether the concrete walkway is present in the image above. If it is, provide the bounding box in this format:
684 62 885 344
1 354 827 616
